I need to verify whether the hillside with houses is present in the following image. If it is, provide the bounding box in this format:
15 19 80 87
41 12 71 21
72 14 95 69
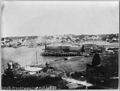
1 34 119 48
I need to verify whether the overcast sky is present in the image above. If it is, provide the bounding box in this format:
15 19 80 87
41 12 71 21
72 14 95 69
1 1 119 37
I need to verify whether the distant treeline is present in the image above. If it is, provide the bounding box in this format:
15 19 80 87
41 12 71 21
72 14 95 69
1 33 119 41
1 36 38 41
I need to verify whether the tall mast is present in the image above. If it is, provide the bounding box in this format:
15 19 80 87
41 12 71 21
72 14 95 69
45 43 46 50
36 51 38 64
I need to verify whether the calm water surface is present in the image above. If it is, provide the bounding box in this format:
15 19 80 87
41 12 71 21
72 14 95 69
1 46 65 73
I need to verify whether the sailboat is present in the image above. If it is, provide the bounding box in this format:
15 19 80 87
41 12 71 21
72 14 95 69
24 50 43 75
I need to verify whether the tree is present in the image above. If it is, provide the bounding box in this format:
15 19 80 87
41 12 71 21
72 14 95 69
81 45 85 53
92 53 101 67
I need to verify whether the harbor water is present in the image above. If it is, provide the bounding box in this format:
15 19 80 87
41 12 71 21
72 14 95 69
1 46 66 73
